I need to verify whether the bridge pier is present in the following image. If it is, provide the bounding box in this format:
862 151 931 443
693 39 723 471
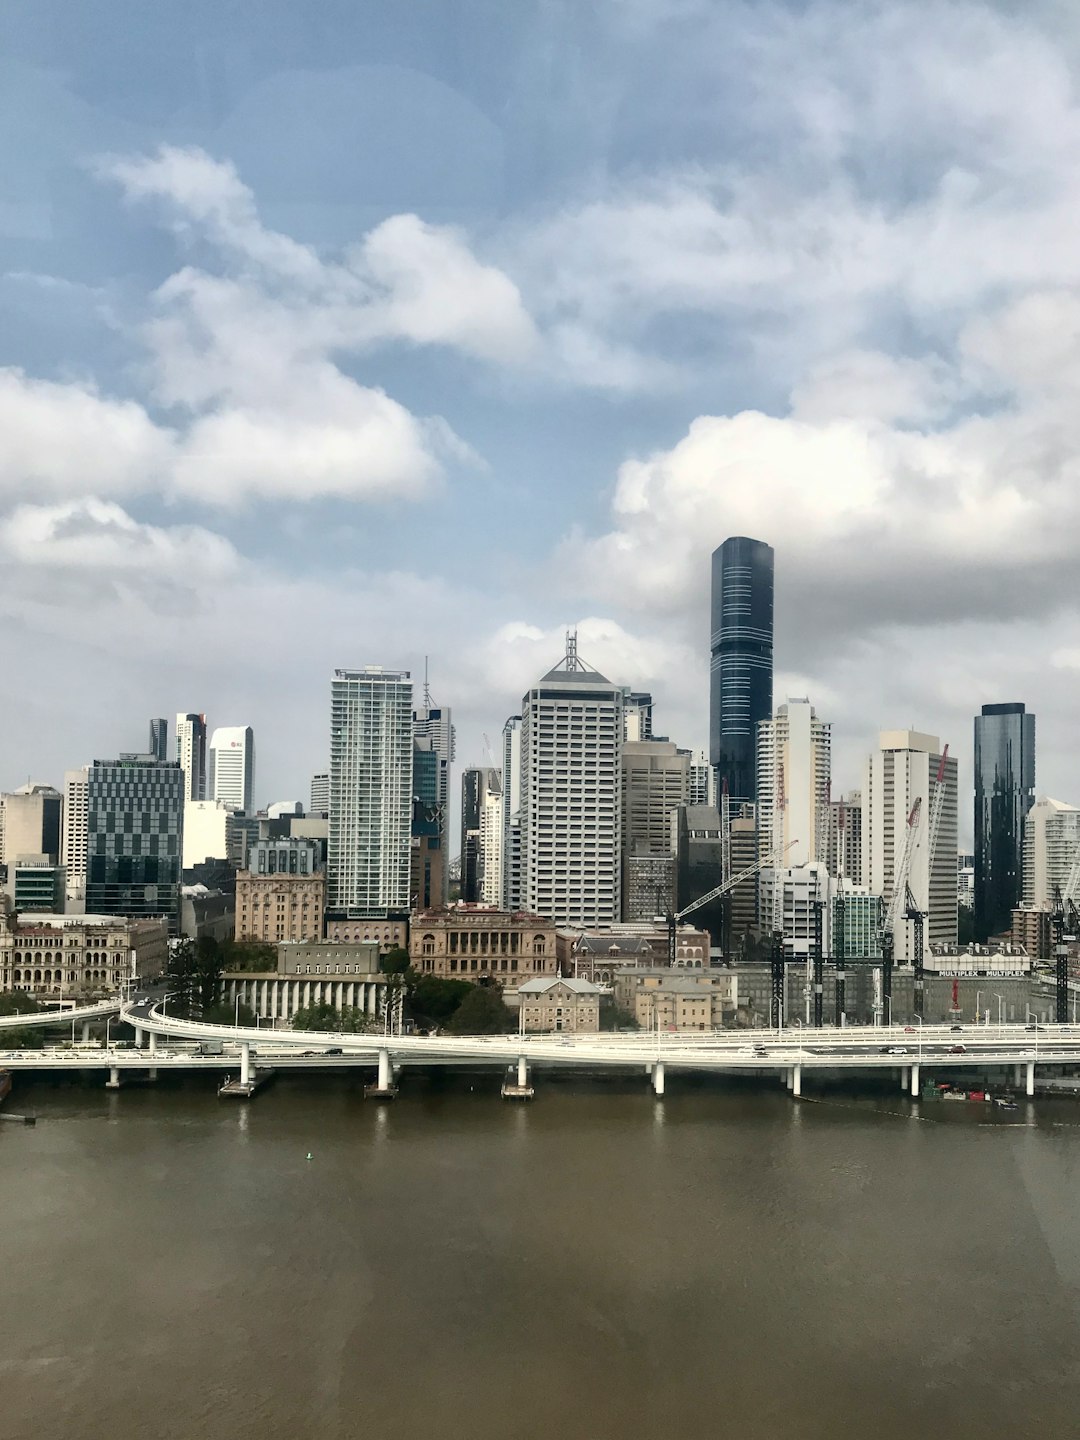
133 1025 145 1048
240 1042 251 1087
792 1064 801 1098
1026 1060 1035 1097
900 1067 909 1093
784 1068 793 1091
106 1066 122 1089
81 1021 91 1045
1014 1064 1024 1086
502 1054 535 1100
652 1062 665 1096
910 1063 920 1096
365 1047 397 1100
148 1031 158 1055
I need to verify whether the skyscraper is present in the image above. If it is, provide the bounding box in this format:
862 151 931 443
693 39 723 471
620 740 688 921
709 536 774 804
86 755 184 933
755 699 831 870
62 766 89 907
501 715 523 911
865 730 958 960
1022 797 1080 909
974 703 1035 940
327 667 413 917
460 767 501 903
310 773 330 817
175 713 207 803
149 718 168 762
412 692 454 903
521 634 623 927
208 726 255 812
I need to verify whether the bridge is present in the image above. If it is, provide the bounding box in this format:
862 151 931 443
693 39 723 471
0 997 124 1032
0 997 1077 1101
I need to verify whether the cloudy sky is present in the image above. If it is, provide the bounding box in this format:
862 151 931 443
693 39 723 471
3 0 1080 838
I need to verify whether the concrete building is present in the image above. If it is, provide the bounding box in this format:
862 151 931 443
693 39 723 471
0 784 62 866
865 730 958 961
409 907 556 982
11 858 66 913
222 940 386 1027
412 698 454 903
825 791 863 886
501 715 523 911
622 848 676 923
235 868 326 944
180 885 235 943
86 755 184 934
209 725 255 812
175 713 207 803
558 924 711 983
461 766 501 904
958 852 975 912
974 703 1035 939
514 976 602 1033
831 883 883 960
62 767 89 908
1011 905 1051 960
1022 797 1080 910
774 862 831 964
327 667 413 919
324 915 408 953
620 738 688 922
623 692 654 742
182 799 235 870
756 699 830 934
310 773 330 818
614 968 738 1031
521 634 623 927
685 748 716 808
0 911 168 998
710 535 774 805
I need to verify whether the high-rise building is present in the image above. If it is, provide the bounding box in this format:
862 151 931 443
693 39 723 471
710 536 774 804
149 718 168 763
974 703 1036 940
521 634 623 927
865 730 958 961
410 737 445 911
86 755 184 933
461 767 501 904
175 714 207 803
1022 797 1080 909
621 740 688 921
412 689 454 903
0 784 62 865
672 804 724 953
209 726 255 812
825 791 863 886
182 799 235 871
624 692 654 742
310 773 330 817
479 774 504 907
501 715 523 911
685 748 716 808
756 699 831 870
62 767 89 907
327 667 413 918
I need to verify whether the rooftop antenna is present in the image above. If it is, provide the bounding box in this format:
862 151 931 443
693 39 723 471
422 655 432 713
563 629 590 673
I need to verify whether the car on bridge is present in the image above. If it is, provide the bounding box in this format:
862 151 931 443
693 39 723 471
949 1045 966 1054
886 1047 908 1055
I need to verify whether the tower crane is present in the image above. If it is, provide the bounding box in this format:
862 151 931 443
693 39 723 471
879 797 923 1025
1047 840 1080 1022
667 841 798 967
908 746 948 1019
834 799 848 1025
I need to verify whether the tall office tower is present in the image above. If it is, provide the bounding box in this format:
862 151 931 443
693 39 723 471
825 791 863 886
62 767 90 906
501 715 523 911
710 536 774 804
410 737 445 910
865 730 958 961
175 713 207 803
327 667 413 917
479 773 504 906
0 784 62 864
460 767 500 904
685 748 716 808
755 699 831 872
182 799 235 870
209 726 255 812
521 634 623 927
672 804 724 951
149 718 168 763
86 755 184 933
412 683 455 902
621 741 689 920
310 773 330 817
974 703 1036 940
624 692 654 742
1022 797 1080 908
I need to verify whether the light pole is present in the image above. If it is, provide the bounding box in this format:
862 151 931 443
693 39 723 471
976 990 983 1025
994 993 1004 1026
234 992 240 1028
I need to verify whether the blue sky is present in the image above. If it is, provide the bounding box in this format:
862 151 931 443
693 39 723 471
3 0 1080 833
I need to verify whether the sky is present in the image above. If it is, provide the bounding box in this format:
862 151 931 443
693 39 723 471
3 0 1080 841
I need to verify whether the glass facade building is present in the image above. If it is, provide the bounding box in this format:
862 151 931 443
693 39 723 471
974 703 1035 940
710 536 774 804
85 756 184 933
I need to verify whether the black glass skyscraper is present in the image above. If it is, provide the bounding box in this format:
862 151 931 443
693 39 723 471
974 702 1035 940
86 755 184 934
709 536 774 804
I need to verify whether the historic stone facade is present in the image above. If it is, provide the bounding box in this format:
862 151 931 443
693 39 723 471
0 911 168 998
409 907 556 983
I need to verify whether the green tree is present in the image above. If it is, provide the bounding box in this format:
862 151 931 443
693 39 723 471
446 982 513 1035
404 971 472 1028
165 938 197 1017
2 1027 44 1049
201 1000 257 1027
292 1003 376 1033
0 991 42 1017
220 939 278 972
601 1003 639 1032
194 936 224 1014
380 946 410 974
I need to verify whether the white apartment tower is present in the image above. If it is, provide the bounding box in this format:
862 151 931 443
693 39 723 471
521 635 623 927
62 766 89 906
208 726 255 812
479 778 504 907
310 773 330 817
175 713 207 803
328 667 413 916
756 699 832 870
865 729 958 960
1022 797 1080 908
501 715 523 911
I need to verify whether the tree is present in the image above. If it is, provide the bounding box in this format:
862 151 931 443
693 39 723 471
0 991 42 1017
380 946 410 975
404 971 472 1028
601 1003 639 1032
166 938 197 1017
446 982 513 1035
201 1000 257 1027
221 939 278 973
1 1026 44 1049
292 1003 375 1033
194 936 224 1014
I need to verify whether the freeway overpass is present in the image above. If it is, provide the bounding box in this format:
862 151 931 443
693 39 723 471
0 998 124 1031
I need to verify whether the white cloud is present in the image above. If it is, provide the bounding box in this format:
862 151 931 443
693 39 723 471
0 498 238 577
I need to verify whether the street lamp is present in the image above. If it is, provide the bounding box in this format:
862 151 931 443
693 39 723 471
994 993 1004 1026
976 989 983 1025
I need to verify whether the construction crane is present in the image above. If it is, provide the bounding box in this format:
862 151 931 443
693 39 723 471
667 841 798 968
908 746 949 1019
1046 842 1080 1023
879 797 923 1025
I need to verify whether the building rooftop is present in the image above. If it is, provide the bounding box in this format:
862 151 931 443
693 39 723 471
517 976 604 996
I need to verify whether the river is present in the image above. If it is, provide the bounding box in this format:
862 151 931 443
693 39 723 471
3 1069 1080 1440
